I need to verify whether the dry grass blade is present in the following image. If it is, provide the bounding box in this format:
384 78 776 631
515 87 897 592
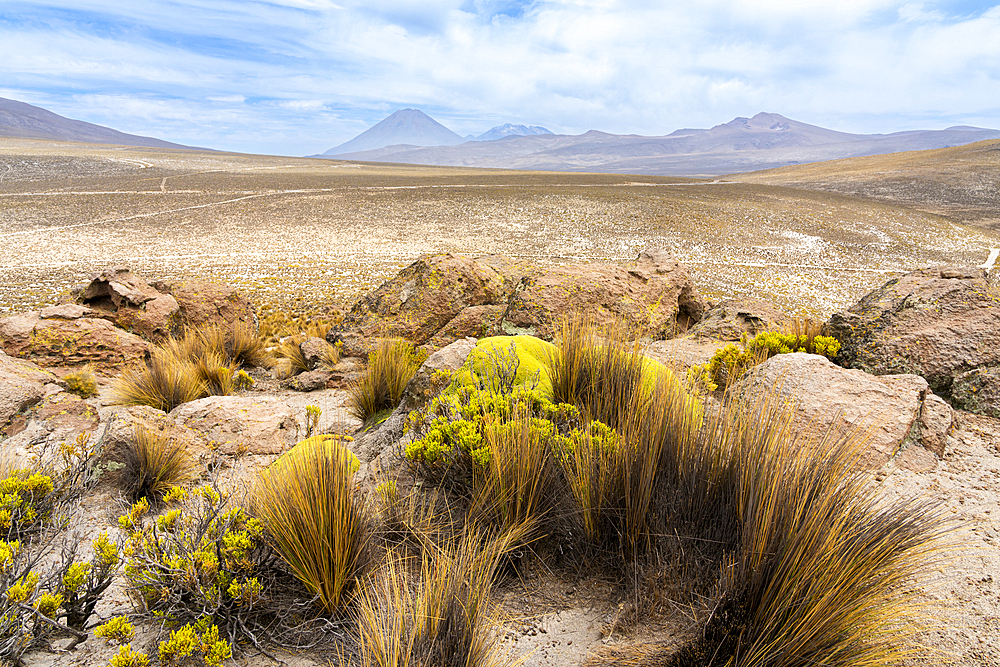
122 425 196 502
468 411 567 543
253 437 372 614
112 340 206 412
348 338 423 425
190 348 234 396
355 525 529 667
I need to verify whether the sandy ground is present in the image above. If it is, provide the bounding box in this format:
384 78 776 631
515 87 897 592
3 139 999 319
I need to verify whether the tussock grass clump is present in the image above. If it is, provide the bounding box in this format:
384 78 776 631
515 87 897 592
354 526 527 667
271 333 341 379
591 392 955 666
121 426 196 503
114 322 267 411
113 341 206 412
253 436 372 614
349 338 424 425
548 313 647 432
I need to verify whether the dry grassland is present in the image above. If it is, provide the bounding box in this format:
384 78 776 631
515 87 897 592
2 137 998 318
734 138 1000 230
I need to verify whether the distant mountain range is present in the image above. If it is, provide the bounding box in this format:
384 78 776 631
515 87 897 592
467 123 553 142
0 97 196 150
319 111 1000 177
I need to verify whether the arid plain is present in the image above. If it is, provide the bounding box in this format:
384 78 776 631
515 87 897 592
2 137 998 320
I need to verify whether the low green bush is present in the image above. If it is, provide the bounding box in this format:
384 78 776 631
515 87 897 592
697 330 842 391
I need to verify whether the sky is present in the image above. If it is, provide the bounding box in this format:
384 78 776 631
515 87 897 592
1 1 999 156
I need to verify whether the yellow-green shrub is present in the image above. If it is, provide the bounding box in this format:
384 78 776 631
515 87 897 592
120 485 278 648
62 368 98 398
700 330 842 390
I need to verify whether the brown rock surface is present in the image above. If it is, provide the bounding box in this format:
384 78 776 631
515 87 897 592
728 352 940 468
503 249 705 340
687 298 790 341
0 311 150 369
0 350 57 427
331 251 704 355
151 277 256 332
950 366 1000 418
299 337 333 370
77 267 181 340
169 395 301 455
290 369 334 392
827 265 1000 394
331 253 523 357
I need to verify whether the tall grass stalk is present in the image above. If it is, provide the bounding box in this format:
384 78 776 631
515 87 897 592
348 338 423 424
122 426 196 502
469 412 567 542
252 437 371 614
355 525 528 667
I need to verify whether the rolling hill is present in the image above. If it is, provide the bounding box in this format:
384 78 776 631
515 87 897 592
0 97 197 149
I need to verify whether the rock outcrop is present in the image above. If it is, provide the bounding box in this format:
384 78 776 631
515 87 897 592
330 251 705 356
827 266 1000 394
65 268 256 341
728 353 952 469
0 351 59 430
687 298 790 341
951 366 1000 418
0 309 151 369
169 396 301 455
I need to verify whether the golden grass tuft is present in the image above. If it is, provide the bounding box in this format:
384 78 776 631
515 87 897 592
122 426 196 502
354 525 528 667
113 323 267 411
348 338 424 425
113 341 207 412
252 436 372 614
590 389 955 666
468 411 567 543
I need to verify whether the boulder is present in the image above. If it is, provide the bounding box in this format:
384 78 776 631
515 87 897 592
76 267 182 341
728 353 950 468
502 249 705 341
299 337 333 370
918 393 954 456
290 369 334 392
152 278 256 332
950 366 1000 418
827 266 1000 394
687 298 790 341
425 305 507 349
352 337 477 465
330 253 524 357
2 390 102 466
170 396 301 456
0 311 150 370
330 251 705 356
0 351 58 429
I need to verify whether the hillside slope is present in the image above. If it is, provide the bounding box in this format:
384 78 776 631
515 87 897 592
732 138 1000 229
0 97 196 149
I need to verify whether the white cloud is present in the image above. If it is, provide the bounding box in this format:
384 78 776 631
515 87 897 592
1 0 998 153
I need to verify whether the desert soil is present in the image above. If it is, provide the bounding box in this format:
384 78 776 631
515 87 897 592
2 138 999 318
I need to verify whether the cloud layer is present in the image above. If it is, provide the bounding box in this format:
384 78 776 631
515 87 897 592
1 1 998 155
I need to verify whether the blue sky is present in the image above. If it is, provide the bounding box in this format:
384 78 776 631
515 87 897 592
1 1 999 156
